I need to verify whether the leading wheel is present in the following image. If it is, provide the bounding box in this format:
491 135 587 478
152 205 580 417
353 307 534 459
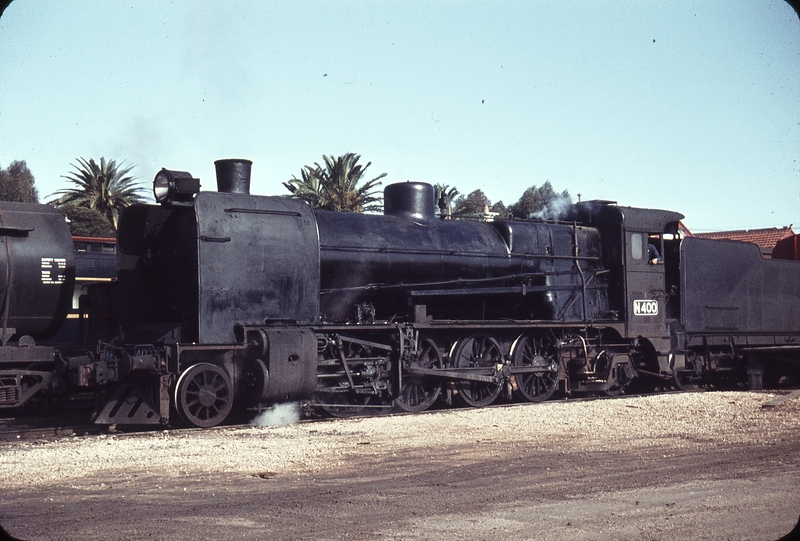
395 338 443 413
175 363 234 428
511 332 561 403
451 333 503 407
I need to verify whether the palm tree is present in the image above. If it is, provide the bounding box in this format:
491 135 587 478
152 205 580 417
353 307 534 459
282 162 327 209
50 157 146 229
283 153 386 213
434 184 459 218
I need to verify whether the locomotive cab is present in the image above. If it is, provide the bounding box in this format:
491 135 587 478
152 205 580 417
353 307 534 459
622 210 684 375
569 202 684 376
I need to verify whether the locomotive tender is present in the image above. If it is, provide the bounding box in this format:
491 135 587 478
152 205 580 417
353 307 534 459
2 159 799 427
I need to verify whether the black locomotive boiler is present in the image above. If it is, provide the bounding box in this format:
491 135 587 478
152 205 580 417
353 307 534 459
84 159 800 428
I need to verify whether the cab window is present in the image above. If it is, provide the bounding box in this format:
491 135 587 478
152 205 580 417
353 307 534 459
631 233 643 260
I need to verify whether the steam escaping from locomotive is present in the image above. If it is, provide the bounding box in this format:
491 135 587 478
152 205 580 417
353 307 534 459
250 402 301 427
532 193 573 220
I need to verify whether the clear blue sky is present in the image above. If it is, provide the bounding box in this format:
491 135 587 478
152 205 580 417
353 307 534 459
1 1 798 232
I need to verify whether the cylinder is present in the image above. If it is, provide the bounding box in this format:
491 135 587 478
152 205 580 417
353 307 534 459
214 159 252 195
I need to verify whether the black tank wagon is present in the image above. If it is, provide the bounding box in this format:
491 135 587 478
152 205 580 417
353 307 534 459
0 202 121 410
0 202 75 408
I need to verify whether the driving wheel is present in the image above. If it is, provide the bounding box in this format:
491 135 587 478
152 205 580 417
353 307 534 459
511 332 561 403
451 333 503 407
395 338 443 413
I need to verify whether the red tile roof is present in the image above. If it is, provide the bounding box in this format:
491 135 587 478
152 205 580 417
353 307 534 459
692 226 795 250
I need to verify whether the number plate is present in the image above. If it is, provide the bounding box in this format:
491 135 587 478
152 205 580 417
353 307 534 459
633 299 658 316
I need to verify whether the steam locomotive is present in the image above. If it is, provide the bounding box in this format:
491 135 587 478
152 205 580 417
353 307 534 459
2 160 799 427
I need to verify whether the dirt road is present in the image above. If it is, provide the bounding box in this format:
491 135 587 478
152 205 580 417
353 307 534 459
2 391 799 540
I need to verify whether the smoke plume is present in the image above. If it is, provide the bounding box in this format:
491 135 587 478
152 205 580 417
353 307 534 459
250 402 301 427
532 194 573 221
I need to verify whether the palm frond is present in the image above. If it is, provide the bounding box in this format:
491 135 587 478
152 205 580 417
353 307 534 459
285 153 385 213
49 157 146 230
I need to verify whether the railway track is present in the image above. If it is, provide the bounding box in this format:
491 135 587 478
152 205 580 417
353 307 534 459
0 387 702 443
0 395 106 442
0 423 109 442
4 382 798 444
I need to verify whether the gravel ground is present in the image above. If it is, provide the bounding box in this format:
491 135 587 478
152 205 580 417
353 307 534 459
3 391 798 488
1 390 799 540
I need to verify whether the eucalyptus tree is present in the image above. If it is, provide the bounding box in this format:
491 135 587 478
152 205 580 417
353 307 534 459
453 189 492 216
509 181 571 219
0 160 39 203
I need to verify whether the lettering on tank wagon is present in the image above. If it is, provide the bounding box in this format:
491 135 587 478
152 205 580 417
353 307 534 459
40 257 67 285
633 299 659 316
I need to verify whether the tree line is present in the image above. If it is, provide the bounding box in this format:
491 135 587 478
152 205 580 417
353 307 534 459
0 153 571 237
0 158 144 237
284 153 571 220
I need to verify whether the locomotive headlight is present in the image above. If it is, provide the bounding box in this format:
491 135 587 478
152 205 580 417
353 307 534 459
153 172 171 203
153 168 201 205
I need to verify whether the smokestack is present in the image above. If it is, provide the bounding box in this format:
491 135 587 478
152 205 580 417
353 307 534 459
215 159 252 195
